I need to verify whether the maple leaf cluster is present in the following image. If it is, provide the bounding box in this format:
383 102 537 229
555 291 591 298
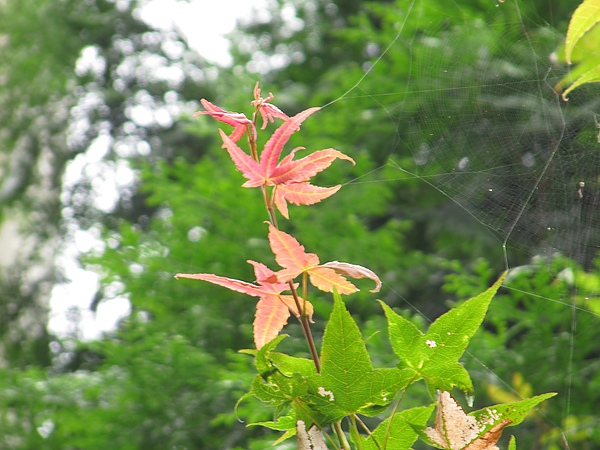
196 83 355 219
177 224 381 349
177 84 381 349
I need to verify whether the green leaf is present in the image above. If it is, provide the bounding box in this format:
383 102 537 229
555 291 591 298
356 405 435 450
419 363 472 395
508 435 517 450
269 352 318 378
249 412 297 431
247 334 311 410
384 274 506 394
565 0 600 64
470 392 557 428
308 292 414 424
244 334 288 377
562 64 600 100
319 292 375 409
248 413 298 445
380 301 425 369
559 0 600 98
422 273 506 393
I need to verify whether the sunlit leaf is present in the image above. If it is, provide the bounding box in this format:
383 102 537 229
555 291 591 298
562 64 600 100
565 0 600 64
308 266 358 295
268 224 320 280
308 293 415 424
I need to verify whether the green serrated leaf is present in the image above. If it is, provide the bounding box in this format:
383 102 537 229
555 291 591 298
357 367 417 417
358 405 435 450
420 363 473 395
425 273 505 366
469 392 557 429
562 64 600 100
249 336 312 410
269 352 317 377
309 293 414 423
318 292 374 412
382 275 505 395
253 334 288 377
380 300 425 368
250 375 290 406
508 435 517 450
421 273 505 393
249 412 297 431
565 0 600 64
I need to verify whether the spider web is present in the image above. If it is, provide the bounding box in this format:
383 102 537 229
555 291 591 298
320 0 600 447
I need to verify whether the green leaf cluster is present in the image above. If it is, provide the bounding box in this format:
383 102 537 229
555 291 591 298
242 275 552 448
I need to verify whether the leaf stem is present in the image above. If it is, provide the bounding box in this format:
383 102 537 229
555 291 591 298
383 374 419 449
288 281 321 372
352 414 381 450
333 420 351 450
249 103 320 373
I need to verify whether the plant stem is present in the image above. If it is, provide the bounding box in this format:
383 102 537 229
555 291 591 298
352 415 381 450
249 106 320 373
383 374 419 449
288 281 321 372
333 420 351 450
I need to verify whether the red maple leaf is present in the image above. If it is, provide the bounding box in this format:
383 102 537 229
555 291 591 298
175 260 313 349
267 225 381 294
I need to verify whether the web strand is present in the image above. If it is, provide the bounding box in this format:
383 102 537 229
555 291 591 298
318 0 600 446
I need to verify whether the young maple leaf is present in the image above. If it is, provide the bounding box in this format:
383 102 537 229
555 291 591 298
175 260 313 349
267 224 381 294
251 82 290 129
425 391 512 450
219 108 355 218
194 99 256 143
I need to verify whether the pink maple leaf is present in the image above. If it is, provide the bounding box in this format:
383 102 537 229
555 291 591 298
216 105 355 217
175 260 313 349
251 82 289 129
273 182 342 219
267 225 381 294
194 99 256 143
